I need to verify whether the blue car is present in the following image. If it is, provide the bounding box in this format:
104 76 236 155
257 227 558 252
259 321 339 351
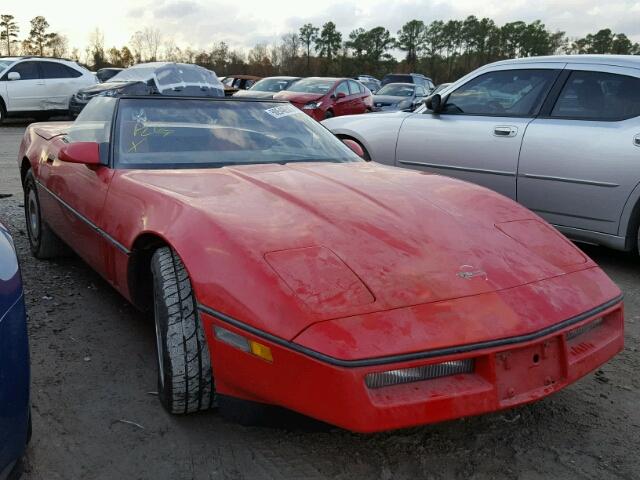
0 222 29 480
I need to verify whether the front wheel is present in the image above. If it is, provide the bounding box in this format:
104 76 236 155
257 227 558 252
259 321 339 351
151 246 215 414
324 109 334 120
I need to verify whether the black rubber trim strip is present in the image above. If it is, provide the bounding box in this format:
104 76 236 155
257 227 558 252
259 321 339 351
397 160 515 177
35 180 131 255
198 293 623 368
520 173 619 188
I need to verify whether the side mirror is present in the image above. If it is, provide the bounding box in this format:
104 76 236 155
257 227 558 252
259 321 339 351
336 92 347 99
7 72 21 81
424 93 442 113
58 142 102 167
342 139 365 158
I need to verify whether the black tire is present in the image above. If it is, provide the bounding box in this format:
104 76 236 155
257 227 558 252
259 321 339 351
23 170 67 259
151 246 215 414
324 109 334 119
0 101 6 124
33 112 51 122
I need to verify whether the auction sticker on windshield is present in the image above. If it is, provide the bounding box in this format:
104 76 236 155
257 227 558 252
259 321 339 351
264 104 301 119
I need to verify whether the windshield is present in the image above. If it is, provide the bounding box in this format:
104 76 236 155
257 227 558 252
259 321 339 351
115 98 362 169
0 59 17 71
109 67 156 82
251 78 297 92
287 78 335 94
377 84 415 96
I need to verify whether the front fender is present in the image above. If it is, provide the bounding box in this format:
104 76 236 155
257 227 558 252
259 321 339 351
322 113 408 166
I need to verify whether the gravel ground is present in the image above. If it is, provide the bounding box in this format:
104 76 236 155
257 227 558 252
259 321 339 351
1 121 639 480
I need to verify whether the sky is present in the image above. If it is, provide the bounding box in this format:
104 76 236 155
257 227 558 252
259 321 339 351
5 0 640 54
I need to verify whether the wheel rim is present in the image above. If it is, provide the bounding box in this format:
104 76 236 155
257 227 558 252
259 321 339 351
27 189 40 240
153 295 165 389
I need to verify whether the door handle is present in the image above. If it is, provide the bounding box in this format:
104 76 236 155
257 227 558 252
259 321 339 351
493 126 518 137
634 134 640 147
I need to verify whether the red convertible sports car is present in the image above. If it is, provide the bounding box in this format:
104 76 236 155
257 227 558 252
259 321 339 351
18 95 623 433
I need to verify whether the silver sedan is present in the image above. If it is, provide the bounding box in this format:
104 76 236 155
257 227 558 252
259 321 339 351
323 54 640 253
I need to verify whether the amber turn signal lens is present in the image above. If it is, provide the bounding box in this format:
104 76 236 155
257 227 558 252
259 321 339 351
249 341 273 362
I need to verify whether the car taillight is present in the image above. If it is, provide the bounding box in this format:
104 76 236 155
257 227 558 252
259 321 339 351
365 359 475 389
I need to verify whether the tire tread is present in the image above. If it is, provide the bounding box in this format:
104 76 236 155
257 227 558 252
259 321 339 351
151 246 214 414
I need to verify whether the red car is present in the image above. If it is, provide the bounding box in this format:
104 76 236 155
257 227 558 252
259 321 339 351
273 77 373 121
18 95 623 433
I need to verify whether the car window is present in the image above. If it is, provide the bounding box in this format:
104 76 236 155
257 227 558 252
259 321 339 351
66 97 116 144
6 61 39 80
40 61 81 79
288 78 335 94
245 79 255 89
443 69 556 116
551 71 640 121
335 82 350 96
416 86 426 96
377 84 415 96
251 78 296 92
114 98 362 169
382 75 412 85
348 80 362 95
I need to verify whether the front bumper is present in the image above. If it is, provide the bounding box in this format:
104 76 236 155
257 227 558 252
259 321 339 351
68 96 88 116
297 107 324 121
201 297 624 433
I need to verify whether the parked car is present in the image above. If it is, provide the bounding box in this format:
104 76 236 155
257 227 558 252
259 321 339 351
273 77 373 120
0 56 96 121
96 67 123 83
69 62 223 116
381 72 434 92
324 55 640 253
233 76 301 99
18 94 623 433
372 82 428 112
355 75 381 93
0 222 30 479
221 75 261 96
431 82 452 94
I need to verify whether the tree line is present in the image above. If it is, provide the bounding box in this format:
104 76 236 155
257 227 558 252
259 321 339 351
1 13 639 83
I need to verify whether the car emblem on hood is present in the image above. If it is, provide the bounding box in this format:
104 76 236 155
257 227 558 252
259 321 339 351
457 265 487 280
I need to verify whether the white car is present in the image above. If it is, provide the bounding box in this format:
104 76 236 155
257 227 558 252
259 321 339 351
0 56 96 121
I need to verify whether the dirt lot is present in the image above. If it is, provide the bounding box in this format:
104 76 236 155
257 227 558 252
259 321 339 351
0 121 638 480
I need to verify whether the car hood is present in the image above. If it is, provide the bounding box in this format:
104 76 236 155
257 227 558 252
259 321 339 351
125 162 594 329
273 91 324 104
